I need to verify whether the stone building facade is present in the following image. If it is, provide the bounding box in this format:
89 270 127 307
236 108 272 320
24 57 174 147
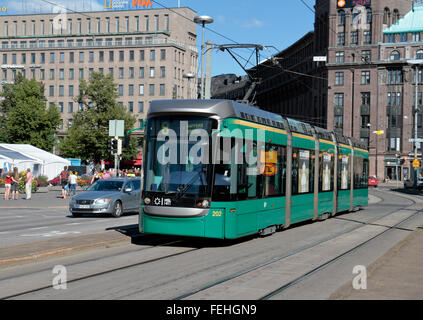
0 7 198 139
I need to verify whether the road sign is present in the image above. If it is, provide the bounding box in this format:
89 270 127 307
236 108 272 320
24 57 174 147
413 158 421 168
313 56 327 62
373 130 384 135
109 120 125 137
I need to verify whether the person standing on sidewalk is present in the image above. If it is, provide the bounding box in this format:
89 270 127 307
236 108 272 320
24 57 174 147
4 171 12 200
25 168 34 200
60 166 69 199
11 167 20 200
69 171 77 196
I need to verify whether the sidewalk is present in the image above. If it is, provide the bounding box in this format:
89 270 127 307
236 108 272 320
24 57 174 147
331 225 423 300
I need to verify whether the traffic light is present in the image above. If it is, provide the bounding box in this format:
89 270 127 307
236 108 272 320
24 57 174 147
112 139 118 153
107 139 113 154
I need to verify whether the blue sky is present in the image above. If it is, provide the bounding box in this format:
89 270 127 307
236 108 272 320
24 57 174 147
1 0 316 76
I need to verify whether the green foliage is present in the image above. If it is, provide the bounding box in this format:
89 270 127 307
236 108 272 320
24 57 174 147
59 72 138 162
0 74 61 151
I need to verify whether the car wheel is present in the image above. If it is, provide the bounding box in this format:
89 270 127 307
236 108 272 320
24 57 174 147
112 201 123 218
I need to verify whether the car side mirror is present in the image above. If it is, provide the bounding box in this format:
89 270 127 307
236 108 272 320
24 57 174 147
124 188 132 193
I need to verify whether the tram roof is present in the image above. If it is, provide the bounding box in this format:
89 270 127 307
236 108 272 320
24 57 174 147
149 99 285 129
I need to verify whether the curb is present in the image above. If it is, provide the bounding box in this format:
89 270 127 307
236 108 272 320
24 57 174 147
0 229 140 266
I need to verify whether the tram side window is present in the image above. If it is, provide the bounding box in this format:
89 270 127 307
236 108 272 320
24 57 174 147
338 155 351 190
262 144 286 197
354 156 363 189
213 137 235 201
319 152 334 192
292 148 315 195
363 159 369 188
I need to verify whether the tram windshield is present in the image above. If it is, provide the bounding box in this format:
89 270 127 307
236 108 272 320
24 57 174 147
144 116 215 200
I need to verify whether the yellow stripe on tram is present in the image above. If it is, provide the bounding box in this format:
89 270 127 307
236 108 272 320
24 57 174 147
232 119 287 135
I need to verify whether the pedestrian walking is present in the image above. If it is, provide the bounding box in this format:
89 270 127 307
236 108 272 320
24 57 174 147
11 167 20 200
25 168 34 200
60 166 69 199
69 171 77 196
4 171 12 201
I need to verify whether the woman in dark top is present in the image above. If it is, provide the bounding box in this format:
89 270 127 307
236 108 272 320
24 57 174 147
11 167 21 200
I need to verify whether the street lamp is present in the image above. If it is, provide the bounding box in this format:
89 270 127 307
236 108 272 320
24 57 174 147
194 15 213 100
183 72 195 99
408 59 423 187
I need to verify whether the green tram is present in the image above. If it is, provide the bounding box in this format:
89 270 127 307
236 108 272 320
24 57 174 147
140 100 369 239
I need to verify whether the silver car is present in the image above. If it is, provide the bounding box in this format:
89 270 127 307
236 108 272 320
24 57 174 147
69 178 141 218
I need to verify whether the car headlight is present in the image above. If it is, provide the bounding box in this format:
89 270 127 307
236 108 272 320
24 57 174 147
94 198 111 205
144 197 151 205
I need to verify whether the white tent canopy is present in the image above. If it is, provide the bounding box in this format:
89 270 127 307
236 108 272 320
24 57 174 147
0 144 70 180
0 146 43 176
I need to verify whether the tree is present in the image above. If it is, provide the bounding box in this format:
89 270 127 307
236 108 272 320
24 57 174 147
0 73 60 151
59 72 138 163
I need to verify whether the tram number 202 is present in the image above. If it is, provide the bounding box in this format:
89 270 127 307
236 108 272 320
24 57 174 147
212 210 222 217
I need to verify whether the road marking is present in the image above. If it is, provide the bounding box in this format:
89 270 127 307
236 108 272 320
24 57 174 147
20 231 81 238
29 227 49 230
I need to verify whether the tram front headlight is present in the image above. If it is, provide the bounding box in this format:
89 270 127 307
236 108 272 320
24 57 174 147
201 200 210 208
144 197 151 205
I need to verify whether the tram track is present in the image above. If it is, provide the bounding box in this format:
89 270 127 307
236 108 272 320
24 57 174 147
0 235 204 300
3 189 420 300
174 189 422 300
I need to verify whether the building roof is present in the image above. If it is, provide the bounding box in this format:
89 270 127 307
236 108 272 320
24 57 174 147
384 3 423 34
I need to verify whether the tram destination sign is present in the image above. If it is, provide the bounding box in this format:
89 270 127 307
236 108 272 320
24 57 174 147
337 0 371 9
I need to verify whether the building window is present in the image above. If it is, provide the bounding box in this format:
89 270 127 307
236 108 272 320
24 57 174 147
363 30 372 44
150 50 155 61
139 84 144 96
119 67 124 78
361 92 371 105
412 32 420 42
140 50 145 61
351 31 358 45
79 52 84 63
383 8 390 25
361 71 370 85
366 8 372 24
69 52 74 63
129 84 134 96
387 69 403 84
335 72 344 86
138 101 144 113
160 66 166 78
150 67 155 78
139 67 145 78
68 102 73 113
417 50 423 59
400 33 407 42
119 50 124 62
160 84 165 96
129 67 134 78
109 51 114 62
128 101 133 112
362 50 371 63
119 85 123 96
390 50 400 61
334 93 344 131
161 49 166 60
337 32 345 46
49 85 54 96
338 10 346 25
149 84 155 96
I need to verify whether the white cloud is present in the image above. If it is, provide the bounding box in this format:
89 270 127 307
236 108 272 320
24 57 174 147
242 18 264 29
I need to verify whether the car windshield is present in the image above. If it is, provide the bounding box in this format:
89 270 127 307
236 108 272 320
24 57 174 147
86 180 124 191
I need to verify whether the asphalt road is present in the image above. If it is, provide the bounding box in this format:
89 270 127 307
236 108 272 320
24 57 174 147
1 188 423 300
0 192 139 246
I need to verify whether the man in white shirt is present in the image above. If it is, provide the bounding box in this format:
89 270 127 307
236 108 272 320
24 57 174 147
69 171 78 196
